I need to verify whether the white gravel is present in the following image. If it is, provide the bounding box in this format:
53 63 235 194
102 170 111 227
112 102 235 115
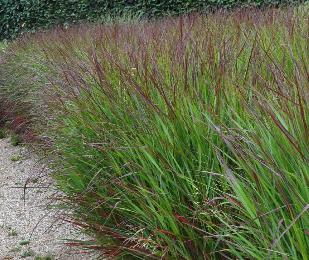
0 137 97 259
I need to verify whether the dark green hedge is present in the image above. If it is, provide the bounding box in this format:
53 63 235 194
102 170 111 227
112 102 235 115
0 0 305 40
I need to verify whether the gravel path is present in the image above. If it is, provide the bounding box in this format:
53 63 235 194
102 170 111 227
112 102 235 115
0 138 95 259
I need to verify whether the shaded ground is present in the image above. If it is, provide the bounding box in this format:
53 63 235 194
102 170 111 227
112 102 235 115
0 138 95 259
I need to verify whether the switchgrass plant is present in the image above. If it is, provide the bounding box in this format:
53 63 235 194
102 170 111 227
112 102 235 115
0 5 308 259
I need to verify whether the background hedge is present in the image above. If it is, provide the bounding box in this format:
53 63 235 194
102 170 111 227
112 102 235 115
0 0 306 40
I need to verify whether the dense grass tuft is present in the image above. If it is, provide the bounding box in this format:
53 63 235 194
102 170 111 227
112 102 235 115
0 5 308 259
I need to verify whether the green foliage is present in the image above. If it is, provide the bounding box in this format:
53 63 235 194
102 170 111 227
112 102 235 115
10 133 22 146
11 154 22 162
19 240 30 246
0 5 308 259
0 0 304 40
9 246 21 253
20 249 35 258
0 128 5 139
8 229 18 236
35 256 52 260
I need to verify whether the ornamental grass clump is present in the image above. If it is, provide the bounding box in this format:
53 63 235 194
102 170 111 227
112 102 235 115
0 5 308 259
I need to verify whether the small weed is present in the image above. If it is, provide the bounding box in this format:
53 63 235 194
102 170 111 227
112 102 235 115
35 256 53 260
31 178 38 184
19 240 30 246
21 249 35 258
10 246 22 252
0 128 6 139
8 229 18 237
11 155 22 162
11 134 22 146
